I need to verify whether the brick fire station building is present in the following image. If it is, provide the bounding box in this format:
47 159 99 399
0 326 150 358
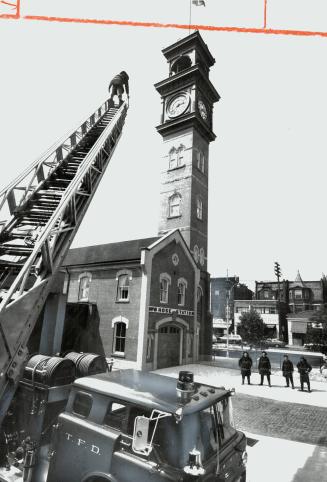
39 32 219 370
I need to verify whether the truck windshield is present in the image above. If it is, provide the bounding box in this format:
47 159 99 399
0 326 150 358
200 397 236 459
154 397 236 469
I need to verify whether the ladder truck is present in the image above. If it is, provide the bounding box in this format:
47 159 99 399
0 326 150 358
0 91 128 474
0 90 247 482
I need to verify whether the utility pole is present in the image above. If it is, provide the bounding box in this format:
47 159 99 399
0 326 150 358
225 273 239 358
274 261 282 340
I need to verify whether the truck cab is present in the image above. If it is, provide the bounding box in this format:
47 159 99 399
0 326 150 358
46 370 247 481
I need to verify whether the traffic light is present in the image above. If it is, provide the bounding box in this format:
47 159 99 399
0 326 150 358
274 261 281 279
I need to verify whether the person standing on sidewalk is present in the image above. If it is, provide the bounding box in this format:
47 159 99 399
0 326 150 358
297 357 312 392
320 356 327 380
282 355 294 389
258 351 271 386
238 351 252 385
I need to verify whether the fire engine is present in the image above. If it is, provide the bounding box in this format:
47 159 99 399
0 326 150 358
0 88 247 481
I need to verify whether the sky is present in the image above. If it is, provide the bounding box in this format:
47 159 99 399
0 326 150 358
1 1 327 290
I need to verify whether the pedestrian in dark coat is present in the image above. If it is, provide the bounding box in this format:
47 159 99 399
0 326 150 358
297 357 312 392
282 355 294 389
238 352 252 385
258 351 271 386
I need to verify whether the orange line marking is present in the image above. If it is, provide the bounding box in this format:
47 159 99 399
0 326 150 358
263 0 267 29
0 13 17 18
20 15 327 38
0 0 19 18
1 1 17 7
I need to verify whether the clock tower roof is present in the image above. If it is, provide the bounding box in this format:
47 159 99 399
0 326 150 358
154 65 220 104
162 30 215 69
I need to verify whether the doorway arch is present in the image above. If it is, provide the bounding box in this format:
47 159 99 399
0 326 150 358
154 317 189 369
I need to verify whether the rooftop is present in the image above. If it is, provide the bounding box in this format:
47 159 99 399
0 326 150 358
72 369 230 416
63 236 160 267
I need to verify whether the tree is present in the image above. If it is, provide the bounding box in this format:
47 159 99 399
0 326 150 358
305 307 327 354
238 308 267 347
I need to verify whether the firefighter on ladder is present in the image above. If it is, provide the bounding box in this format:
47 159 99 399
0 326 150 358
108 71 129 107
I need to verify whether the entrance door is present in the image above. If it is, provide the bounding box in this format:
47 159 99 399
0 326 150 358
157 326 181 369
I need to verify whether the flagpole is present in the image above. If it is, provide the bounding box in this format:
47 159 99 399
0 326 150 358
189 0 192 34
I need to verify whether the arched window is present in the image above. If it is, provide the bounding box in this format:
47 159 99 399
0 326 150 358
169 193 181 218
169 145 185 170
171 55 192 74
169 147 177 169
197 286 203 322
78 272 92 301
112 316 129 355
197 286 203 303
196 150 205 173
117 274 130 301
177 145 185 166
196 197 203 220
193 245 199 263
177 278 187 306
160 273 171 304
199 248 205 266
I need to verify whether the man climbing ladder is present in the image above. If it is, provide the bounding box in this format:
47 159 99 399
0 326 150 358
108 71 129 107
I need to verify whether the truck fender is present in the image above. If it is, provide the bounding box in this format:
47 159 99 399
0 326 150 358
81 472 118 482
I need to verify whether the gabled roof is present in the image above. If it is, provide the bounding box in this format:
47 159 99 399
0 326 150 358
63 236 160 267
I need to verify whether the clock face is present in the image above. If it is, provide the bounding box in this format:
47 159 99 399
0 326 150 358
167 93 190 119
198 100 208 121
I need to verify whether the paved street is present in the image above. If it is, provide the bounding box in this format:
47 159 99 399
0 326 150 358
233 394 327 446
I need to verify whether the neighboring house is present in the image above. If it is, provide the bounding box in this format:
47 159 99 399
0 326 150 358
234 299 281 338
211 277 253 336
234 271 327 344
287 310 317 347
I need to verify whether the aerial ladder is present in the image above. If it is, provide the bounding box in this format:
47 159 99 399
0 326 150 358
0 94 128 426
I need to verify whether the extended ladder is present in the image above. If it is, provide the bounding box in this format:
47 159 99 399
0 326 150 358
0 97 128 424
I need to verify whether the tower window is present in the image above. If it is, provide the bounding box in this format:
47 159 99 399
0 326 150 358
117 274 129 301
199 248 205 266
78 272 92 302
196 150 205 173
177 278 187 306
160 278 169 303
196 197 203 220
193 245 199 263
169 145 185 170
171 55 192 75
169 194 181 218
169 148 178 169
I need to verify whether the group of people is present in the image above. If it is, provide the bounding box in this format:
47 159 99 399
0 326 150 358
238 351 313 392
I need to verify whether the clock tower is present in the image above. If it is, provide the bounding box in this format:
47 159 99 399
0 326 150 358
155 31 220 272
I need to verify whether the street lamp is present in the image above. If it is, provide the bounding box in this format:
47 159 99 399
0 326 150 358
225 279 240 358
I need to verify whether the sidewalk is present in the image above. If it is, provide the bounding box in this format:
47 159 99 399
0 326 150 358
244 431 327 482
154 363 327 408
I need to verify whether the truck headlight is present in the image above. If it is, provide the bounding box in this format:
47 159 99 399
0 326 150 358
183 449 205 477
